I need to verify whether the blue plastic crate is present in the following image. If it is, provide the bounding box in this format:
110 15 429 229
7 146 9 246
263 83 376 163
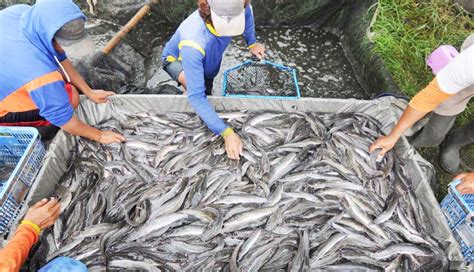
441 179 474 263
222 60 301 100
0 127 45 236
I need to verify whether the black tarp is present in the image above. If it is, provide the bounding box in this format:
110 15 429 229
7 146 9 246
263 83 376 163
0 0 401 97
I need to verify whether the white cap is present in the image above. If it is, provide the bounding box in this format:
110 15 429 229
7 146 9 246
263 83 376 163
208 0 246 36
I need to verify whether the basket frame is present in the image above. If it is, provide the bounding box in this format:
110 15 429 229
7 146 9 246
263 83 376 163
222 60 301 100
0 127 45 236
441 179 474 263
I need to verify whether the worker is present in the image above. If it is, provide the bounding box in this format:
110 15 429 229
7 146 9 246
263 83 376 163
0 0 125 144
0 198 87 272
161 0 266 160
455 173 474 194
370 34 473 173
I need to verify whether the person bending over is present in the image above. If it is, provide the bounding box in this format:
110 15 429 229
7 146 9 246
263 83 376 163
161 0 265 160
0 0 125 144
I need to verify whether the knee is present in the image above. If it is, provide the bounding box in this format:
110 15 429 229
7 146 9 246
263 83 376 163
70 85 80 109
178 71 187 89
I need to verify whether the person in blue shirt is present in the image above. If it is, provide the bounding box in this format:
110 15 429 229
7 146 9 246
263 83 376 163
162 0 265 160
0 0 125 144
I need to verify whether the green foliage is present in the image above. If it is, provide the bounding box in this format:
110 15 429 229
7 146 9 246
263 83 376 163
372 0 473 97
372 0 473 127
457 103 474 127
372 0 473 198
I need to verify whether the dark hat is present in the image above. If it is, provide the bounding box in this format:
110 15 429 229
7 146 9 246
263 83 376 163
54 18 86 45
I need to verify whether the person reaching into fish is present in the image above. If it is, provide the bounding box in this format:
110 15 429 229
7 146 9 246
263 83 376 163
0 0 125 144
161 0 266 160
370 34 473 173
0 198 87 272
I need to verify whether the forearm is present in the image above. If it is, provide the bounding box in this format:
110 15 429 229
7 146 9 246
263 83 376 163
60 59 92 96
0 225 39 271
61 115 101 141
243 5 257 46
188 94 228 135
390 77 454 139
180 48 228 135
389 105 428 138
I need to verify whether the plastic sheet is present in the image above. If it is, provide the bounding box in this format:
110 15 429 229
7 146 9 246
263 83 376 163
8 95 463 268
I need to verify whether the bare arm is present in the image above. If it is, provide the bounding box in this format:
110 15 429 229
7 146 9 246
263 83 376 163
61 115 101 141
53 40 93 95
370 77 453 156
55 40 115 104
61 59 115 104
388 106 428 139
61 115 125 144
370 47 473 156
60 59 93 96
369 106 427 156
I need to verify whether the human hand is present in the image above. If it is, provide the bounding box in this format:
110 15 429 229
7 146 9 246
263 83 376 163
369 134 399 158
455 173 474 194
224 132 243 160
23 198 61 230
250 43 265 60
87 89 115 104
98 131 126 144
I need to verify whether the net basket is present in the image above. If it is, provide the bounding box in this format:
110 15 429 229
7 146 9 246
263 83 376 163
222 60 300 99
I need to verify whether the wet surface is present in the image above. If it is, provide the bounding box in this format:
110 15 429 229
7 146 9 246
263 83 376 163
220 28 367 98
80 19 367 99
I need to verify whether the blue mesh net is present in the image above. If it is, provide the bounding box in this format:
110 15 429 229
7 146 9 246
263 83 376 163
223 60 300 98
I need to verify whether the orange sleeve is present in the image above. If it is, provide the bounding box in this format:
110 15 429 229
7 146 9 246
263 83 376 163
0 224 39 272
409 77 453 113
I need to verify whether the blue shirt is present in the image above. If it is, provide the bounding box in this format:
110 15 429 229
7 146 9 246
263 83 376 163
0 0 85 126
162 6 257 135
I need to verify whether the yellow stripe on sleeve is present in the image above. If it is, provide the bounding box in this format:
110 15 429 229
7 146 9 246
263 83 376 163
221 127 234 139
166 55 177 62
206 22 222 37
24 71 64 93
178 40 206 56
20 220 41 235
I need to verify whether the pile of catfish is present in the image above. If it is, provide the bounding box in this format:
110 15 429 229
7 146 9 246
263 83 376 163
30 110 448 271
